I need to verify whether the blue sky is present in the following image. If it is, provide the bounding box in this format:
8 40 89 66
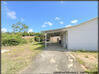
1 1 98 33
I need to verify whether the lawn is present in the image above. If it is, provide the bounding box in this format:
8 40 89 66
71 51 98 73
1 42 44 74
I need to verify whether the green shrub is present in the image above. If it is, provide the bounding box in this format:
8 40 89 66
34 36 40 42
1 33 27 46
34 35 44 42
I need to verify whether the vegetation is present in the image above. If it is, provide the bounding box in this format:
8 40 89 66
12 22 28 33
76 58 85 65
1 33 27 46
1 22 45 73
21 32 35 36
71 51 98 73
1 22 45 46
1 42 44 74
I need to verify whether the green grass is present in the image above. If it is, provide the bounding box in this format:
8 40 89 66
85 64 98 73
85 55 89 58
75 50 97 53
76 58 85 65
1 42 44 74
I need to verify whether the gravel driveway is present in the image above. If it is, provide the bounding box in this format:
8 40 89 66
21 46 83 74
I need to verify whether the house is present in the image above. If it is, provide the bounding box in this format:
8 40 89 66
42 17 98 51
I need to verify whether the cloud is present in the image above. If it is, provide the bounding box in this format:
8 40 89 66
65 25 72 27
47 21 53 26
2 2 17 20
55 17 61 20
28 29 33 33
59 21 64 24
42 24 46 28
1 28 7 33
71 20 78 24
20 17 24 22
7 11 17 19
44 21 53 26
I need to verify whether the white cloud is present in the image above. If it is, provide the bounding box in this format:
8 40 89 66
7 11 17 19
28 29 33 33
47 21 53 26
59 21 64 24
71 20 78 24
42 24 46 28
2 2 17 20
55 17 61 20
44 21 53 26
1 28 7 33
65 25 72 27
20 17 24 22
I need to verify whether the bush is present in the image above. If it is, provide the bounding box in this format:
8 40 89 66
1 33 27 46
34 36 40 42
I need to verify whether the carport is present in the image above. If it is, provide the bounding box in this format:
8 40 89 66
42 28 68 49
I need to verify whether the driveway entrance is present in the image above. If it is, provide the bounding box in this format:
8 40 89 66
21 46 83 74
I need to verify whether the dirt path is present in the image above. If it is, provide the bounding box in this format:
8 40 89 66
21 46 83 74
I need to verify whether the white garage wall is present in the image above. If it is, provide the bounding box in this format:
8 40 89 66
67 18 98 51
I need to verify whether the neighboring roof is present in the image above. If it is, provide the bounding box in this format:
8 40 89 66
42 17 98 33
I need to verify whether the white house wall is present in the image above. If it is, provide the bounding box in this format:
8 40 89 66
67 18 98 51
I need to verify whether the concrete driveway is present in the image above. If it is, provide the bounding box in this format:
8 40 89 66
21 46 83 74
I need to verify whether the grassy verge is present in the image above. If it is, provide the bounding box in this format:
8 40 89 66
1 42 44 74
71 51 98 73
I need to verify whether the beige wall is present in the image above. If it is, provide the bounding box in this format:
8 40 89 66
50 36 60 43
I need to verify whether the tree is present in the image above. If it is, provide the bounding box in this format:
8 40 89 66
12 22 28 33
22 24 28 32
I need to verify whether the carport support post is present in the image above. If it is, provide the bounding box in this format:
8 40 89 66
45 33 47 48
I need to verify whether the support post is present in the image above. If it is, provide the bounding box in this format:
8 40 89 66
45 33 47 48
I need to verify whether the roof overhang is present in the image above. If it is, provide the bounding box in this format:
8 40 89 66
42 28 67 34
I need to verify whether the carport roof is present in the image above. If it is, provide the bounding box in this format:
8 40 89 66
42 27 67 33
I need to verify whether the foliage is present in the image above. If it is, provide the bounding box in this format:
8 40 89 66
21 32 35 36
34 36 40 42
28 32 35 36
12 22 28 33
29 38 34 43
1 43 43 74
1 33 27 46
1 32 45 46
34 33 44 42
77 58 85 65
2 21 45 45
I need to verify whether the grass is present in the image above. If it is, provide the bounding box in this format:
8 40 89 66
85 55 89 58
71 50 98 73
1 42 44 74
76 58 85 65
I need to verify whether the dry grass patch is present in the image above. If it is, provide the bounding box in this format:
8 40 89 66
71 51 98 73
1 42 44 74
